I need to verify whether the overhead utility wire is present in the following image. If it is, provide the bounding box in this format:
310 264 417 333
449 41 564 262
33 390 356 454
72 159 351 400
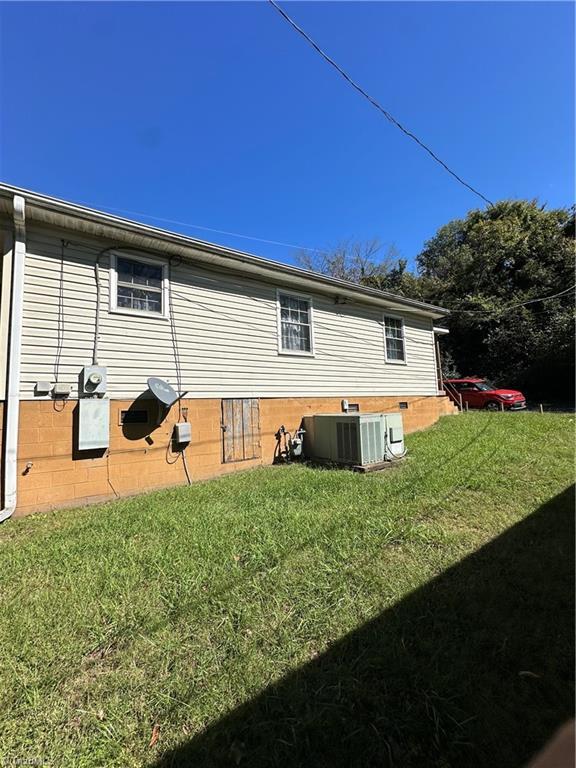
77 200 318 252
268 0 494 207
448 283 576 315
60 234 573 324
54 237 571 322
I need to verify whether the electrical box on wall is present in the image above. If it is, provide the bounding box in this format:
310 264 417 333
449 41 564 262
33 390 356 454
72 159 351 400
78 398 110 451
173 422 192 445
35 381 51 396
80 366 107 396
53 383 72 398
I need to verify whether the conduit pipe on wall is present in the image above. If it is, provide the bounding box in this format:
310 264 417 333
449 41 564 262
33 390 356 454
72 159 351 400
0 195 26 522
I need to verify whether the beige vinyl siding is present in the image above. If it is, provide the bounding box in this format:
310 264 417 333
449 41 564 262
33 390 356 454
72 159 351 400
19 227 439 399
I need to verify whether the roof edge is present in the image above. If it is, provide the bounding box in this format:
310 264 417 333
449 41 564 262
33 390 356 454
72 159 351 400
0 182 449 318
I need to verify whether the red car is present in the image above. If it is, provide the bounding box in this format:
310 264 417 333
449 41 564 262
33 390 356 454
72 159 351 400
444 378 527 411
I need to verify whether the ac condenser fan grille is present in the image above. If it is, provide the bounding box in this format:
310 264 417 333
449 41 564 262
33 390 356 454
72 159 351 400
336 421 358 462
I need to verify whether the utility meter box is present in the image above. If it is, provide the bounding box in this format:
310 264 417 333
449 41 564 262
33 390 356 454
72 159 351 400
80 366 107 396
302 412 404 467
173 422 192 445
53 383 72 398
78 398 110 451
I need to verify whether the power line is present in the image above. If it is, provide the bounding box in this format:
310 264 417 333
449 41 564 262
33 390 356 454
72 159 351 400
268 0 494 208
76 199 319 252
449 283 576 315
52 235 573 327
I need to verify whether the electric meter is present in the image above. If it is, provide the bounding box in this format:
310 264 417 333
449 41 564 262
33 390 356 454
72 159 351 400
81 366 107 396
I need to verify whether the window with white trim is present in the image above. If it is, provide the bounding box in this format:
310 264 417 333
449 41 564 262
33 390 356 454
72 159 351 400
278 292 313 354
110 254 168 317
384 315 406 362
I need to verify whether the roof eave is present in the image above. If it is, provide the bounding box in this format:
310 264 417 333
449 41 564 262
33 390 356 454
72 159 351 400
0 183 449 319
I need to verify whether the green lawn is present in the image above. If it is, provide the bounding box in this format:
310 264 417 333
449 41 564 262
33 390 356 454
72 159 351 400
0 413 573 768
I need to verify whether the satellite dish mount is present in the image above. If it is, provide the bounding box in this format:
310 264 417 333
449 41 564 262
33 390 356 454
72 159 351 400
147 377 188 422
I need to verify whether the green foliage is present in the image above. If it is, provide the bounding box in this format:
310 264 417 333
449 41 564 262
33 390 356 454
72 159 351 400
294 201 574 400
417 200 575 400
439 347 460 379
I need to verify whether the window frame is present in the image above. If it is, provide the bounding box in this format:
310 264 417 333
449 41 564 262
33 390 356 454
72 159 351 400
109 252 169 319
383 313 407 365
276 289 315 357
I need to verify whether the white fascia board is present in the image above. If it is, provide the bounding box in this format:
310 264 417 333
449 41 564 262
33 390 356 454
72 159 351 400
0 183 450 320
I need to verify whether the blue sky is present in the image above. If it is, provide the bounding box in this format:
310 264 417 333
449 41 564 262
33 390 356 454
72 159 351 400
0 1 573 268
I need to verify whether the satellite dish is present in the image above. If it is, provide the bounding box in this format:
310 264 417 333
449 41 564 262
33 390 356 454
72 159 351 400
147 377 187 408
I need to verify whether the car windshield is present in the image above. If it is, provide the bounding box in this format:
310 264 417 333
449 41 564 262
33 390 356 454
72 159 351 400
475 380 496 391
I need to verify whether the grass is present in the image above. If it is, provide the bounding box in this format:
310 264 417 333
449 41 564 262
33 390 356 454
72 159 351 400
0 412 573 767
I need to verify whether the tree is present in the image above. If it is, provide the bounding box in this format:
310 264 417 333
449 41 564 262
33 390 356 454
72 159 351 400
295 202 574 402
295 239 411 293
417 200 575 401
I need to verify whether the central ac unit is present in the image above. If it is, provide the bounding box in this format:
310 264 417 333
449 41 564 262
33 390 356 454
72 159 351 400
302 412 404 467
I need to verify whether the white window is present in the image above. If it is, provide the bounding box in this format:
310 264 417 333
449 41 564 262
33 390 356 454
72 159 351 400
384 315 406 363
277 291 314 355
110 253 168 318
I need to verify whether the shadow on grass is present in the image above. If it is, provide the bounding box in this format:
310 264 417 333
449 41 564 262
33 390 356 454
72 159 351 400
154 485 575 768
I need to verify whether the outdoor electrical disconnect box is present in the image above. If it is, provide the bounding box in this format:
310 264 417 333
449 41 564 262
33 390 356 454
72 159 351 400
35 381 51 396
80 365 107 396
78 398 110 451
53 383 72 398
173 422 192 445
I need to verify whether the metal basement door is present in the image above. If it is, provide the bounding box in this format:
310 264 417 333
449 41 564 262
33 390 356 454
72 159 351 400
221 398 261 463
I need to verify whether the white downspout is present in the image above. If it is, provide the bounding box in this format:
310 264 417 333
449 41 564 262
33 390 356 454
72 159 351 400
0 195 26 522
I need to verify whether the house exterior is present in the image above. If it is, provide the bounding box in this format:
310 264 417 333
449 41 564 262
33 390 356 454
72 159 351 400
0 184 456 518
